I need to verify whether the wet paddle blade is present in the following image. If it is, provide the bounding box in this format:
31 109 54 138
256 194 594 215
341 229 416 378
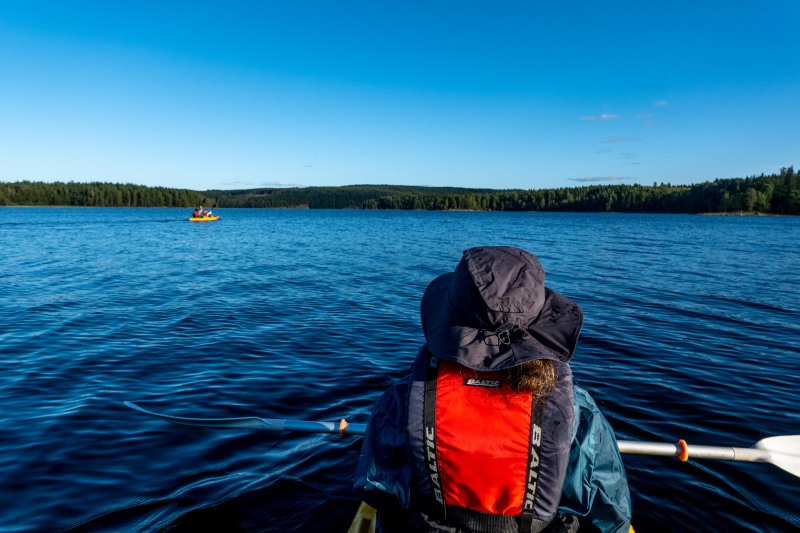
124 401 366 435
755 435 800 477
125 401 287 430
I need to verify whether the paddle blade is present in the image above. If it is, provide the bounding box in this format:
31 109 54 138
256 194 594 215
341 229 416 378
755 435 800 477
123 401 356 434
124 401 287 431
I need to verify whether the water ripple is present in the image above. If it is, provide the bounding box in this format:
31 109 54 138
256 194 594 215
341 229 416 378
1 208 798 531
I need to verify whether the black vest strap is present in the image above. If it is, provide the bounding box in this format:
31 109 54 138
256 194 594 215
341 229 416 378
520 399 546 532
422 356 446 517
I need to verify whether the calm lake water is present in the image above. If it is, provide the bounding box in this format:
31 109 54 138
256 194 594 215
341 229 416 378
1 207 799 532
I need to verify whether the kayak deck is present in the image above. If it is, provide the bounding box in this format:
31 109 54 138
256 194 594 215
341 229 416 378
347 501 634 533
347 502 376 533
188 216 220 222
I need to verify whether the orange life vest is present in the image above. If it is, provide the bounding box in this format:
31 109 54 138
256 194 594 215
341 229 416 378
408 351 574 532
434 359 539 516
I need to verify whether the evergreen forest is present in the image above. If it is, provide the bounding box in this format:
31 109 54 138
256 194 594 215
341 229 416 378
0 181 209 208
1 166 798 215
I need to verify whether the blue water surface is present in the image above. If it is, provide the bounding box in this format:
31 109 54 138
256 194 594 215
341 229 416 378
1 208 799 532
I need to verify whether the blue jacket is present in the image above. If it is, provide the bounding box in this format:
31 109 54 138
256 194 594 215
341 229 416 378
354 375 631 532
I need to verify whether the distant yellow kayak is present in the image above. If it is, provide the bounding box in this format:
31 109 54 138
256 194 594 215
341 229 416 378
188 216 219 222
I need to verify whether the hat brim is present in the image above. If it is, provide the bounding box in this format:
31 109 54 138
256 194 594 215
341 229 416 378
420 273 583 371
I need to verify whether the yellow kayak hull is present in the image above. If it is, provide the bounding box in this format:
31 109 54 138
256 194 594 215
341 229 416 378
188 216 220 222
347 502 634 533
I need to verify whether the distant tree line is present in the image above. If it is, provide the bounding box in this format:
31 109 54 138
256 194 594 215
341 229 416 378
0 181 209 207
206 185 497 209
363 183 692 212
210 167 798 214
1 166 797 214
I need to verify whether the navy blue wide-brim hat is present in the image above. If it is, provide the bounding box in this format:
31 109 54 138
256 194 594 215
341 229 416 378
421 246 583 371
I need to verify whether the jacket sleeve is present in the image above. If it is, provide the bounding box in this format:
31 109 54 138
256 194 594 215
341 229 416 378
353 376 413 511
558 385 632 533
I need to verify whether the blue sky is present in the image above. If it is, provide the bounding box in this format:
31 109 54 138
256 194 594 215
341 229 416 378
1 2 798 191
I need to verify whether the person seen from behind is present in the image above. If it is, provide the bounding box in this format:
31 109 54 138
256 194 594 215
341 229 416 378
355 246 631 532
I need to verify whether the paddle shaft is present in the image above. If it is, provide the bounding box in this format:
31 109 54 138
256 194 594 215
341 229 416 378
617 440 771 463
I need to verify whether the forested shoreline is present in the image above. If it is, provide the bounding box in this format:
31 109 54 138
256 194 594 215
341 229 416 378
0 182 209 209
1 166 797 214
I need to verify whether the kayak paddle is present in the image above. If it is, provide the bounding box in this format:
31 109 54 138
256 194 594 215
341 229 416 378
617 436 800 478
124 401 799 477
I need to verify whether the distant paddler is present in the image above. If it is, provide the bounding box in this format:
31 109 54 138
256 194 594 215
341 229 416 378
188 206 220 222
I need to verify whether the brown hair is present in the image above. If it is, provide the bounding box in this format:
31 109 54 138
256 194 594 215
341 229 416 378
506 359 556 398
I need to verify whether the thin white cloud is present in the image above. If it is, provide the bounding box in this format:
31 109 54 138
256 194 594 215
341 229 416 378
581 113 620 121
569 176 631 182
259 181 304 188
602 137 638 143
216 180 303 188
654 100 669 107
